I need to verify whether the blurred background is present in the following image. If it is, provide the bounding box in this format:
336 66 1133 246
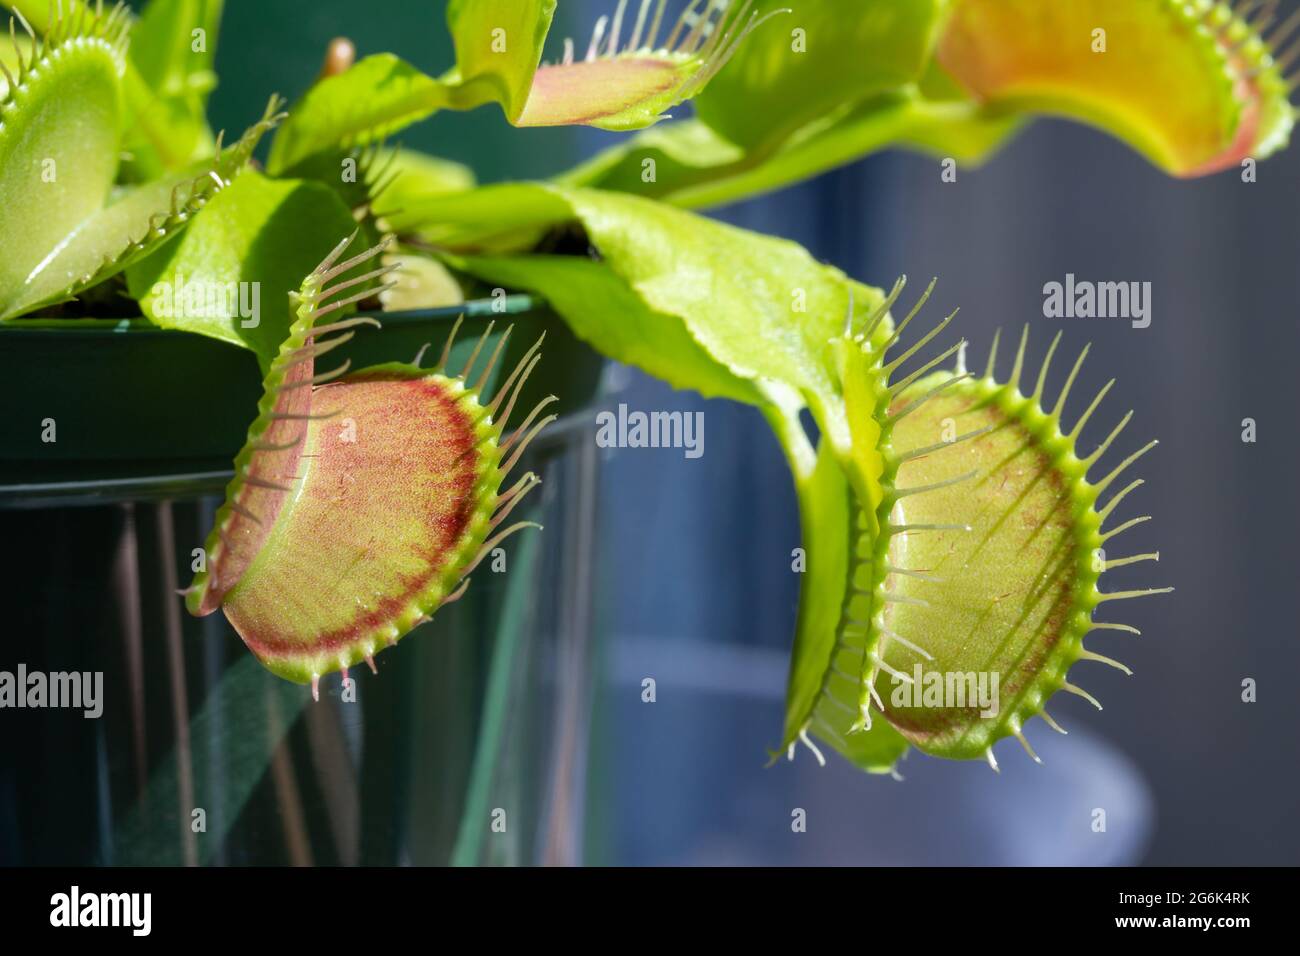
3 0 1298 866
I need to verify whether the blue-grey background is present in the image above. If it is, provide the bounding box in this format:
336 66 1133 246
205 0 1300 866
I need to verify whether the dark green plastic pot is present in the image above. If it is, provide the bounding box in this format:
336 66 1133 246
0 300 604 866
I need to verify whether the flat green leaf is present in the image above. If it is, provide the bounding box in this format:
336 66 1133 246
694 0 946 150
267 54 453 175
433 184 881 438
126 170 361 363
557 90 1023 209
449 251 766 406
547 187 852 415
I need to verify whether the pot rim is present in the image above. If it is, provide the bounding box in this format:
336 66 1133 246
0 294 545 339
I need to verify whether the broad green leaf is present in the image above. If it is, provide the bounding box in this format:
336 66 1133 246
0 9 124 315
556 90 1022 208
543 187 853 416
188 236 551 687
126 170 360 363
267 54 454 175
694 0 946 150
448 251 766 406
937 0 1296 176
434 184 882 439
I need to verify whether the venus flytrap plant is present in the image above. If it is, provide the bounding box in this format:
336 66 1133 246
777 289 1171 775
185 233 554 696
867 331 1172 769
2 1 1265 775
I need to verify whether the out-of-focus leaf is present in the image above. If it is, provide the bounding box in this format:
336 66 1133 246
121 0 223 174
372 148 477 216
381 252 463 310
130 0 221 102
